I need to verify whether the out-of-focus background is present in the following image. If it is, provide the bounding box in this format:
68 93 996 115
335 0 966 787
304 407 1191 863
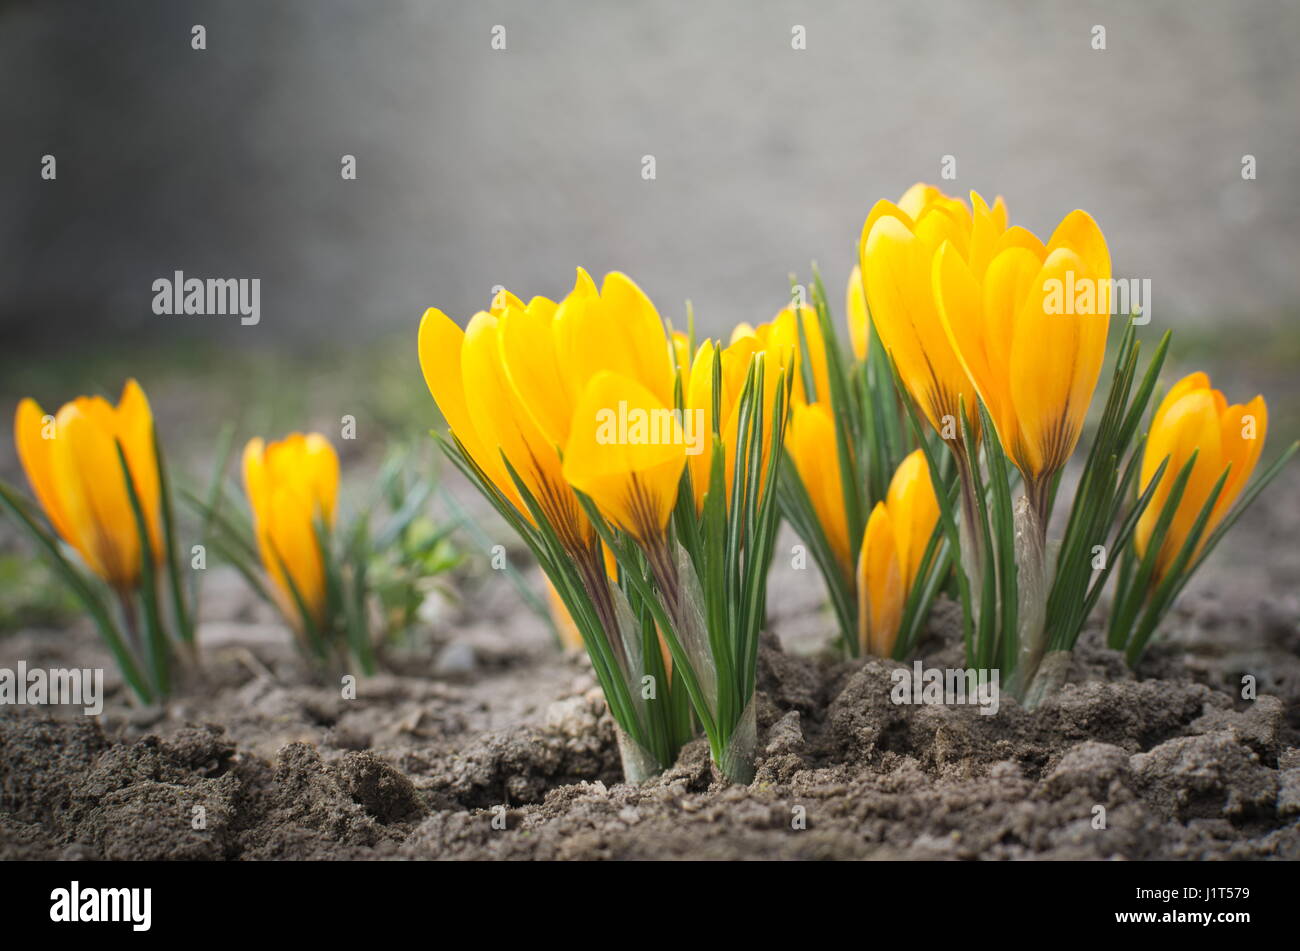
3 0 1299 343
1 0 1297 622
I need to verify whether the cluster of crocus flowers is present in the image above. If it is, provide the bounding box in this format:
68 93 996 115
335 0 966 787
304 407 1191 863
421 270 789 783
861 183 1111 517
419 272 682 619
853 183 1124 687
3 379 192 703
242 432 339 631
1136 373 1267 582
857 450 940 657
420 272 698 780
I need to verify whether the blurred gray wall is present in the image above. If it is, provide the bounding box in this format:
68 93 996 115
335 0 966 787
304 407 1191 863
2 0 1298 353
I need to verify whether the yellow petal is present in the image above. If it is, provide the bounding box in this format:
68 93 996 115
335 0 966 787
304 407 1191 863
857 502 904 657
788 402 850 580
1007 247 1106 477
978 245 1045 466
462 312 570 524
1135 389 1221 576
244 434 338 626
685 341 720 510
729 322 757 345
554 272 675 410
846 264 870 362
15 397 79 550
1047 210 1111 305
933 241 997 423
863 214 974 438
897 183 940 218
670 330 692 376
497 295 574 447
767 305 824 405
265 481 328 626
562 371 686 542
113 379 163 558
51 400 138 587
418 307 524 513
885 449 939 592
1212 395 1267 530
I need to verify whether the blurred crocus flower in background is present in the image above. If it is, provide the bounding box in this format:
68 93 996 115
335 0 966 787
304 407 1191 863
14 379 163 593
243 432 339 629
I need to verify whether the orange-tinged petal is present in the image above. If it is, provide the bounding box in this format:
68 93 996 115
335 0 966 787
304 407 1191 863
15 397 79 549
113 379 163 558
1213 395 1267 529
1135 389 1222 574
51 401 138 587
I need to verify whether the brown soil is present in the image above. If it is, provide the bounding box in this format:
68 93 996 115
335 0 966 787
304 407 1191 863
3 522 1298 860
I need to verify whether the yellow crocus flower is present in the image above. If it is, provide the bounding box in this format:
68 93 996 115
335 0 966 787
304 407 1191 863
14 379 162 592
559 279 683 541
418 304 530 518
856 449 939 656
846 264 870 363
421 289 590 551
933 207 1111 483
1135 373 1267 582
787 401 850 580
860 184 1012 443
243 433 339 628
422 271 681 551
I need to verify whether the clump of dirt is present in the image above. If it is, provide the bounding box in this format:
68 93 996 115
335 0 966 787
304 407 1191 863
2 581 1297 859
